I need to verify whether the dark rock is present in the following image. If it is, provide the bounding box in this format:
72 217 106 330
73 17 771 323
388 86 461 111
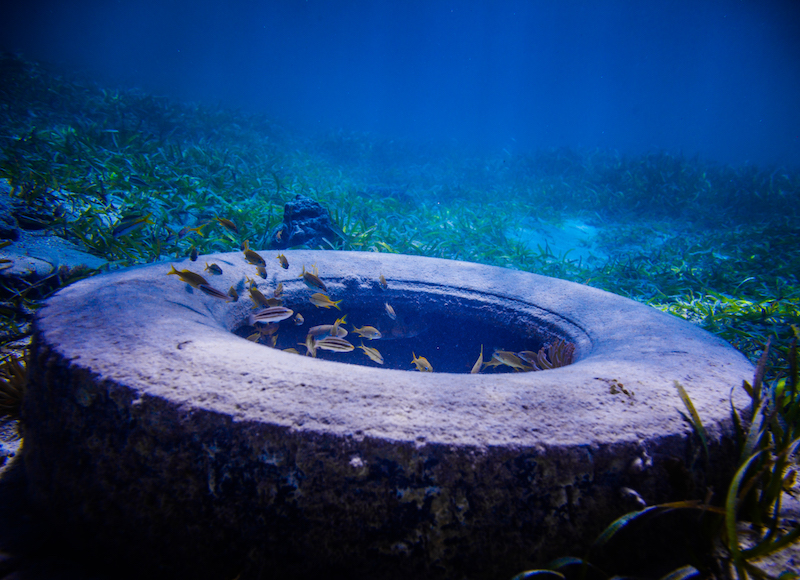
0 178 59 235
0 230 107 347
269 195 340 249
0 230 107 284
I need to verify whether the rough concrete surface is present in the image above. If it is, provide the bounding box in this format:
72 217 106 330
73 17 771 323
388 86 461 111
23 250 754 579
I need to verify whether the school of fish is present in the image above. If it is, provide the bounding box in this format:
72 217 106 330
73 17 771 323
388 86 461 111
166 224 574 373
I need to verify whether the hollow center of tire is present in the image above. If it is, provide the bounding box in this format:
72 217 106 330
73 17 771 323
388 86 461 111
233 289 567 373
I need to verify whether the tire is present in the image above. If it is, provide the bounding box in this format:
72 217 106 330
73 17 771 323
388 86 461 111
25 250 753 579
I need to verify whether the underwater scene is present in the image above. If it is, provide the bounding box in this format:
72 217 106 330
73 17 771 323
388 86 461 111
0 55 798 376
1 1 800 579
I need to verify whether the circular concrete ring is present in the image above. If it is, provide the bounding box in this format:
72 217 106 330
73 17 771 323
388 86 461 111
24 250 753 579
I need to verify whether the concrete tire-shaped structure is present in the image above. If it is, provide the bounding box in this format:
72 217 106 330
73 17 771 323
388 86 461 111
24 250 753 579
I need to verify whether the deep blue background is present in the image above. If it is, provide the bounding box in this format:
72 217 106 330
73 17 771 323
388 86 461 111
2 0 799 167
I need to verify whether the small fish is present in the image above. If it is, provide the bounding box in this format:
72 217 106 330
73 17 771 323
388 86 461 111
197 283 233 301
411 352 433 372
112 213 153 238
310 293 342 310
352 325 382 340
274 282 284 297
315 336 355 353
267 334 278 347
244 248 266 268
332 314 347 335
249 285 271 308
482 358 505 369
303 333 317 357
256 265 267 279
177 224 205 239
359 343 384 364
189 246 199 261
204 262 223 275
246 332 261 342
308 316 348 339
294 313 304 326
167 265 208 289
307 325 337 339
277 254 289 269
381 314 428 340
379 274 388 290
216 217 239 235
283 347 300 355
491 351 530 372
385 302 397 320
257 322 279 336
516 351 538 366
266 297 283 307
227 286 239 302
471 345 484 374
299 265 327 293
248 306 294 325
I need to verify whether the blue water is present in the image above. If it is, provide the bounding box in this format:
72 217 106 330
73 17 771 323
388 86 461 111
2 0 799 168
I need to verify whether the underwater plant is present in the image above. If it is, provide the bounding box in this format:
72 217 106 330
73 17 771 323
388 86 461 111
511 336 800 580
0 352 26 427
519 338 576 371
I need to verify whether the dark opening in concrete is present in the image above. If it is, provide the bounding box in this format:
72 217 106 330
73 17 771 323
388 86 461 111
234 283 574 373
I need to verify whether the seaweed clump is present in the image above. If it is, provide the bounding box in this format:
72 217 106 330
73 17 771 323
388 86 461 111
520 338 576 371
510 336 800 580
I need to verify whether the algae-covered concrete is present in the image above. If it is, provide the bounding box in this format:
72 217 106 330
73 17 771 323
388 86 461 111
24 250 754 579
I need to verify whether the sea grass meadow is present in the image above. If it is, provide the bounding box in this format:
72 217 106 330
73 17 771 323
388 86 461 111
1 55 798 376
